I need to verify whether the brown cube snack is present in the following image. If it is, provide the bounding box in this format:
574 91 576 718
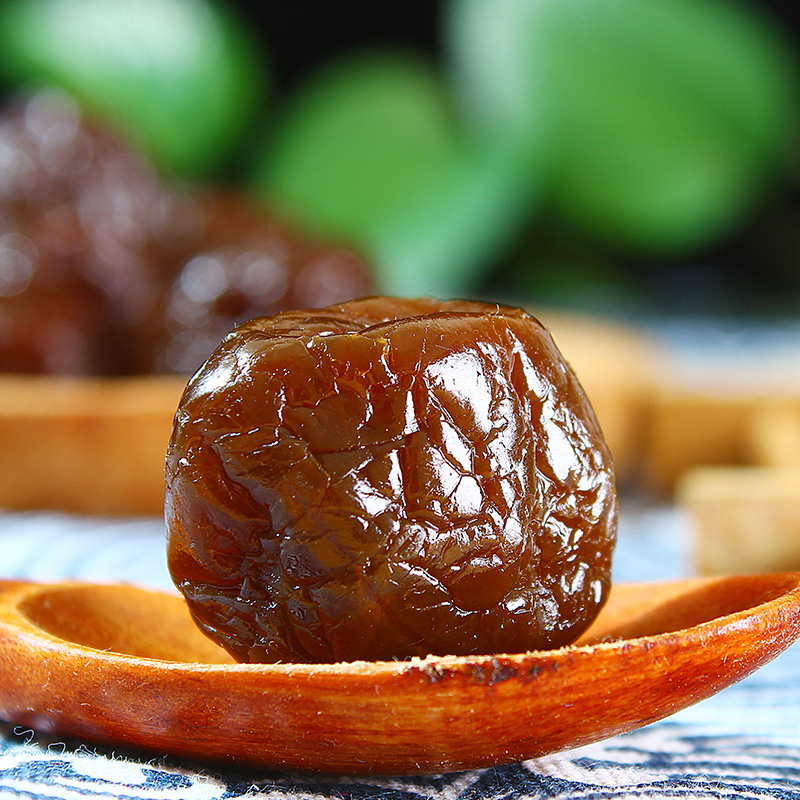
680 466 800 576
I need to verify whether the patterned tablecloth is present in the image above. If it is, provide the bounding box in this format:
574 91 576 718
1 500 799 799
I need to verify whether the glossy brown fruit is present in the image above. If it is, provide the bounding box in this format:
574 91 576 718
166 297 618 663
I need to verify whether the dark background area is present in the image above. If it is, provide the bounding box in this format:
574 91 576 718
232 1 800 319
2 0 799 321
235 3 443 94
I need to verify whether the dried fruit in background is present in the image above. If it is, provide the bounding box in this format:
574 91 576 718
0 92 373 375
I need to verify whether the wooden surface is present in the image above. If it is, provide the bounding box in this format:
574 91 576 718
0 374 185 515
1 575 799 774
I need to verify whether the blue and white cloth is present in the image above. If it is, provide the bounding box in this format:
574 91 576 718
1 500 799 798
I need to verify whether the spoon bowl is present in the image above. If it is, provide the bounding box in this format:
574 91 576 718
1 574 799 774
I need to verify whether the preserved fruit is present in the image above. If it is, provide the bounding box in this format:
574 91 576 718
0 92 372 375
166 297 618 663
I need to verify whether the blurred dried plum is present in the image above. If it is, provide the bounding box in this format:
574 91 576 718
0 91 373 376
152 193 375 373
0 90 183 373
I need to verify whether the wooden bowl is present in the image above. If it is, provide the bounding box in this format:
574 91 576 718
0 374 185 515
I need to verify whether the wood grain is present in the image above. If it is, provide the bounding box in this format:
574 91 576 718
1 574 799 774
0 374 185 515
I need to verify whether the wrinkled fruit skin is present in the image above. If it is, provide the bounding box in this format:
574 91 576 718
166 297 617 663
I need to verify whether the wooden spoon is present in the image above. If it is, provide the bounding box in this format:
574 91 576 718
1 573 799 775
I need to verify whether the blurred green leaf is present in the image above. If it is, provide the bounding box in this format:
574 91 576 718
446 0 799 256
253 50 536 298
0 0 266 176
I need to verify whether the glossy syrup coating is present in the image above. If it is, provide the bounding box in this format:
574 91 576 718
166 297 618 663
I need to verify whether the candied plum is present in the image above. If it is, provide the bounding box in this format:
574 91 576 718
166 297 618 663
152 193 373 374
0 90 178 373
0 91 373 376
